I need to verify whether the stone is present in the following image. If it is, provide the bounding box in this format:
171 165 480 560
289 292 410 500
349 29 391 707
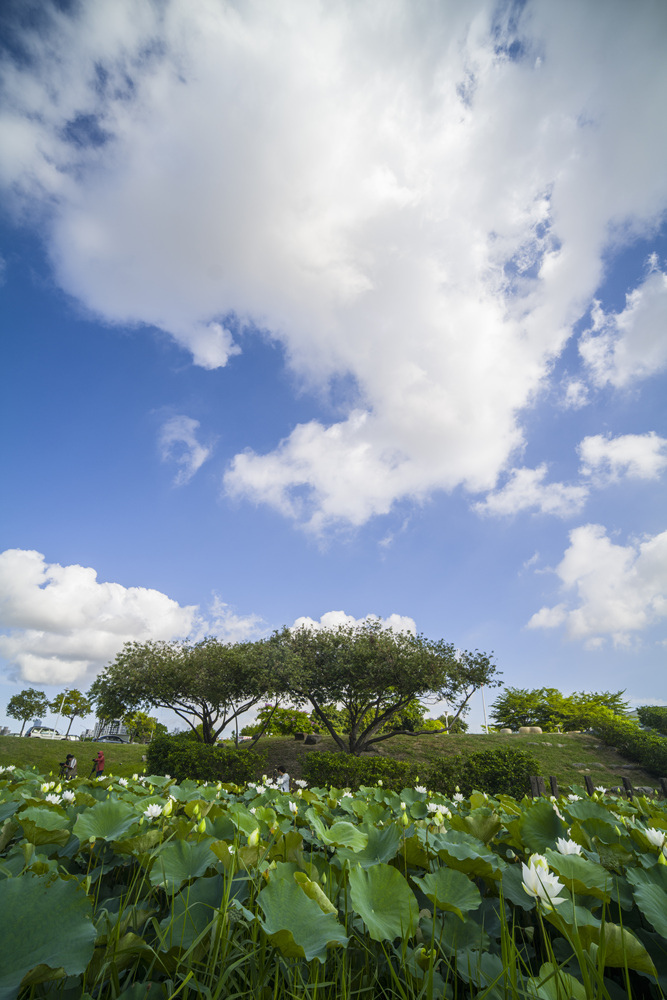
304 733 322 745
499 728 513 734
518 727 531 734
528 726 543 734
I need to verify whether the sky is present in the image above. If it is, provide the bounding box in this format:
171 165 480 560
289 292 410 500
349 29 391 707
1 0 666 737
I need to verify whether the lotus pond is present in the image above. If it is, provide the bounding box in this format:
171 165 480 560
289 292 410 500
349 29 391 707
1 764 666 1000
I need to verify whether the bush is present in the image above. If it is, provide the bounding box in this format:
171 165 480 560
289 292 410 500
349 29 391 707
424 746 539 799
637 706 667 736
146 734 267 784
302 751 419 792
593 713 667 777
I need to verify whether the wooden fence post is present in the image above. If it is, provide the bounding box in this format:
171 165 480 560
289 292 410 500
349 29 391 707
659 777 667 799
584 776 595 796
549 776 559 797
622 776 634 800
529 776 541 798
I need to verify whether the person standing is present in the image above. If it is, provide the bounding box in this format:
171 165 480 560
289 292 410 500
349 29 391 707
93 749 105 777
65 753 77 779
276 765 290 793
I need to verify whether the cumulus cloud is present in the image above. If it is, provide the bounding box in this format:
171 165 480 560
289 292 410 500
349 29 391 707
205 595 266 644
474 464 588 518
578 432 667 484
579 266 667 388
1 1 666 529
159 415 213 486
291 610 416 635
527 525 667 646
0 549 199 683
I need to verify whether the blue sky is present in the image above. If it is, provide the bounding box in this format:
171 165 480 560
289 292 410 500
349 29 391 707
1 0 666 735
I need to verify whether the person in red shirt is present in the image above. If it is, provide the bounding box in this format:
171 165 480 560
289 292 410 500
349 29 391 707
93 749 105 777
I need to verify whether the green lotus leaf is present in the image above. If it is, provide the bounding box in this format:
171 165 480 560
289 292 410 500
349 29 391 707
158 874 225 950
150 838 216 891
294 871 337 913
579 922 656 976
72 800 138 842
519 799 567 853
19 807 71 847
564 800 617 825
0 875 96 1000
434 831 505 880
629 880 667 937
501 864 536 911
545 850 612 902
412 868 481 921
527 962 587 1000
349 862 419 942
337 822 402 868
258 862 348 962
0 801 19 823
305 809 368 852
227 803 260 837
112 828 164 856
450 807 501 844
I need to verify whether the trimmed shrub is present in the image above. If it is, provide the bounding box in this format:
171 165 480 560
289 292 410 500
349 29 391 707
593 714 667 777
424 746 539 799
302 751 419 792
146 734 267 784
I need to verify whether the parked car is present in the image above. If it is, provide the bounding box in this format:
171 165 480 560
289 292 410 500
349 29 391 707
25 726 61 739
93 734 129 743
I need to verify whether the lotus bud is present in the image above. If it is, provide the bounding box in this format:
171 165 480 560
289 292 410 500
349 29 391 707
89 836 96 844
197 818 206 834
401 811 410 827
163 799 173 817
248 828 260 847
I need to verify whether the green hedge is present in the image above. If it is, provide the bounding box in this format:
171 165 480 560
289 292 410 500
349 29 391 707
302 746 538 798
302 752 419 792
423 746 539 799
146 734 267 784
593 715 667 777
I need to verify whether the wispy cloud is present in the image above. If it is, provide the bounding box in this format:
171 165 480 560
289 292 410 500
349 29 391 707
578 432 667 484
474 465 588 519
159 415 213 486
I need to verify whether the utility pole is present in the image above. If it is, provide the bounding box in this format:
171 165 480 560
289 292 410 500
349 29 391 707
54 690 68 734
481 686 489 734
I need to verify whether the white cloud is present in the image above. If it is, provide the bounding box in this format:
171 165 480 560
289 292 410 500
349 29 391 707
579 267 667 388
1 2 666 529
159 415 213 486
527 525 667 646
578 432 667 483
291 610 416 635
0 549 199 684
205 595 266 644
560 378 589 410
474 464 588 518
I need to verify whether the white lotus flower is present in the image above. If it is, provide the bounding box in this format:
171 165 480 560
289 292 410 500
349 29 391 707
41 782 54 793
453 793 465 803
567 794 581 802
400 801 407 810
556 838 582 856
341 791 353 798
118 777 128 787
595 786 606 794
61 790 75 804
645 828 666 849
295 779 308 788
522 855 566 908
427 802 441 813
288 800 298 814
143 803 163 821
0 764 16 773
249 807 257 815
45 793 61 804
415 785 427 794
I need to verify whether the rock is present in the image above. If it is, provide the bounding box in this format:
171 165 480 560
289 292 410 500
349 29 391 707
518 727 531 734
499 728 513 734
304 733 322 745
543 742 552 745
294 733 305 741
528 727 543 734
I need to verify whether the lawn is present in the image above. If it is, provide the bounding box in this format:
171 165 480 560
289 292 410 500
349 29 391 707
0 736 148 778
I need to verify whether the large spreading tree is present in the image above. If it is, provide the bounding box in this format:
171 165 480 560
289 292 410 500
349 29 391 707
90 637 292 745
270 620 502 755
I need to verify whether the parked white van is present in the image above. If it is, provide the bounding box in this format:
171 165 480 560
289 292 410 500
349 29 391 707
25 726 61 739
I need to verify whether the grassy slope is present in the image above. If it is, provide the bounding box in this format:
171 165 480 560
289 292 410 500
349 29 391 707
0 731 657 790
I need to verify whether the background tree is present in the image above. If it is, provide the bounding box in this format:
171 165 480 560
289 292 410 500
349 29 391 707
90 636 292 745
122 710 167 743
271 621 500 755
7 688 49 735
241 704 315 737
491 687 630 731
636 705 667 735
49 689 92 736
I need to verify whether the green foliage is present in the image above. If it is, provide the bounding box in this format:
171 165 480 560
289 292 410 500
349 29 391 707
122 710 166 743
91 636 292 744
6 688 50 735
48 688 92 736
241 704 314 737
271 621 500 754
146 734 267 783
302 750 419 791
491 687 630 732
637 705 667 735
592 711 667 777
425 746 539 798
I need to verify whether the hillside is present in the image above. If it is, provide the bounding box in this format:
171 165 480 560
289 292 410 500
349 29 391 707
0 730 658 791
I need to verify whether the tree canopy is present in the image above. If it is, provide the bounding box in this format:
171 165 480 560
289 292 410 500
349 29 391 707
49 689 92 736
7 688 49 735
490 687 630 732
90 637 292 745
269 621 501 755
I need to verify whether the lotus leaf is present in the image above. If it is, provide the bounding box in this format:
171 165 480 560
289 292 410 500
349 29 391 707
258 862 348 961
545 850 612 901
337 821 402 868
349 862 419 941
150 838 216 891
158 874 226 950
0 875 96 1000
580 922 657 976
72 799 139 842
519 799 568 853
17 807 71 847
413 867 481 920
